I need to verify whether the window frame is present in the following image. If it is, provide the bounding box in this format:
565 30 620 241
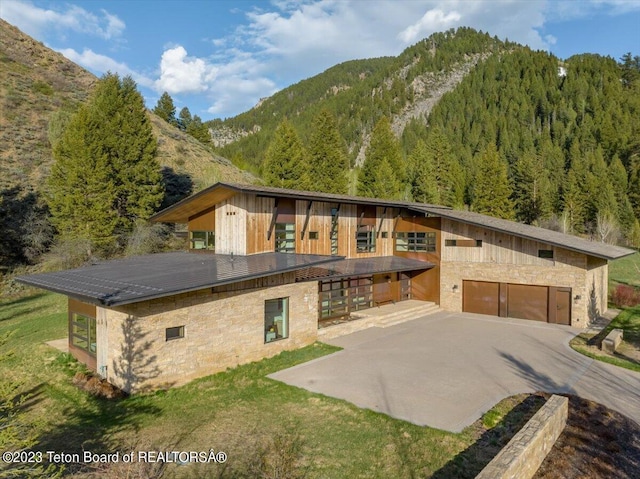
395 231 436 252
165 326 185 341
71 313 97 357
275 223 296 253
190 230 215 250
538 249 554 259
356 225 376 253
264 297 289 343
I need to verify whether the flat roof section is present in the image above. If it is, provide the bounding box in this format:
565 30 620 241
16 252 340 307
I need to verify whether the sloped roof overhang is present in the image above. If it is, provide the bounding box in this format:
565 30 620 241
16 252 341 307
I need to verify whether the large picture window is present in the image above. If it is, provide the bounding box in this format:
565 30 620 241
275 223 295 253
71 313 96 356
396 232 436 252
190 231 215 250
265 298 289 343
356 226 375 253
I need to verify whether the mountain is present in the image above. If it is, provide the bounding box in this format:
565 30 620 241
0 19 255 196
211 27 510 171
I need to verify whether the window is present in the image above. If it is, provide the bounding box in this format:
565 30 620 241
356 225 375 252
330 207 339 255
166 326 184 341
445 239 481 247
71 313 96 356
190 231 214 250
538 249 554 259
380 231 388 239
395 232 436 252
265 298 289 343
309 231 319 240
275 223 295 253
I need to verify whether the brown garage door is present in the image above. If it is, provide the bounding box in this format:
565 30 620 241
462 281 500 316
463 281 570 324
507 284 548 322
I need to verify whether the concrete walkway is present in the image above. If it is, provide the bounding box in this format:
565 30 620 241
269 311 640 432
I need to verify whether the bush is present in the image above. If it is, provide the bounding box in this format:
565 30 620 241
72 372 126 399
611 284 640 308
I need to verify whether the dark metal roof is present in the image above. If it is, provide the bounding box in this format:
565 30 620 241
150 181 446 223
416 206 635 260
16 252 340 307
295 256 434 281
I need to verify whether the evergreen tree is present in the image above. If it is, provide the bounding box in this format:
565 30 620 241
408 140 439 203
153 91 177 126
308 109 349 194
511 150 552 224
48 73 163 252
358 116 404 199
178 106 192 131
262 119 310 189
424 130 464 207
471 143 514 219
186 114 211 144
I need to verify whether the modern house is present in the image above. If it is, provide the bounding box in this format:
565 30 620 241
18 183 634 392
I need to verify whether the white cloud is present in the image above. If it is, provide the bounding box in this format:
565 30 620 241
58 48 154 89
155 46 217 94
398 9 462 43
0 0 125 40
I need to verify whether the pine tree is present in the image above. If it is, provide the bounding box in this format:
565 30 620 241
48 74 163 252
186 114 211 144
408 140 439 203
471 143 514 219
263 119 310 189
511 150 552 224
153 91 177 126
307 109 349 194
424 130 464 207
178 107 192 131
358 116 404 199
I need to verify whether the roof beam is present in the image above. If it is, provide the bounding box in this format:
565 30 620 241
300 201 313 240
267 198 279 241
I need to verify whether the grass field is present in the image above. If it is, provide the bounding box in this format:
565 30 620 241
609 251 640 289
0 291 541 478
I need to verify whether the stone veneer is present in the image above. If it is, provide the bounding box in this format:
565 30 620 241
476 395 568 479
96 274 318 392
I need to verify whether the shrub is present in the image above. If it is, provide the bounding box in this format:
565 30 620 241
611 284 640 308
72 371 125 399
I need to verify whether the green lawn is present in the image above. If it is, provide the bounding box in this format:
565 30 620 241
609 251 640 289
1 292 540 479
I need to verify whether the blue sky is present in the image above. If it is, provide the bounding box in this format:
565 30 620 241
2 0 639 120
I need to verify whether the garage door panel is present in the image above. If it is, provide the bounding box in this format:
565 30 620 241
463 281 499 316
507 284 548 322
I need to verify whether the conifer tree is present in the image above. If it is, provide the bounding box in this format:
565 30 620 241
178 107 192 131
511 150 552 224
408 140 439 203
471 143 514 219
358 116 404 199
425 130 464 207
186 114 211 144
153 91 177 126
48 73 163 252
308 109 349 194
263 119 310 189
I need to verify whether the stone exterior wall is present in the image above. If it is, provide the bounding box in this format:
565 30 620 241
97 274 318 392
440 219 602 328
476 395 568 479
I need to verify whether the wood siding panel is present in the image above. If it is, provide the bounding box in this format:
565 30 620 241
247 196 275 254
215 194 247 255
188 207 215 231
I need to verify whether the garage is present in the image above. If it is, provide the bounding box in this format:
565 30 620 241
462 280 571 325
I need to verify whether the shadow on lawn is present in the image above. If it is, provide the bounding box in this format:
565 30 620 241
431 394 547 479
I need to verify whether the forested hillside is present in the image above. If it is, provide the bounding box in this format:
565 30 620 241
402 49 640 243
213 28 511 170
213 27 639 246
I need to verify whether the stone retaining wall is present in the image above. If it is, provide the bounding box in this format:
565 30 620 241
475 395 568 479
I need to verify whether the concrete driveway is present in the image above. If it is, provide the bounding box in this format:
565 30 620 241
269 311 640 432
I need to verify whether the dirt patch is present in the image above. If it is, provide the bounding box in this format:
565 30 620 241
535 395 640 478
